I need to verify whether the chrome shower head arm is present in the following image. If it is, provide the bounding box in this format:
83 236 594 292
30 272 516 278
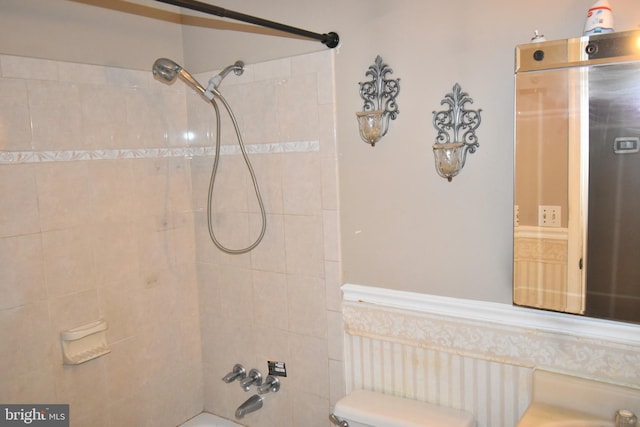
219 60 245 81
204 60 245 99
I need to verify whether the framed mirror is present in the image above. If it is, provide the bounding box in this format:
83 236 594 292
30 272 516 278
513 30 640 324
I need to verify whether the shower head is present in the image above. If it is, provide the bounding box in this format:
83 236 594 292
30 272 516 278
152 58 180 83
152 58 209 98
153 58 245 101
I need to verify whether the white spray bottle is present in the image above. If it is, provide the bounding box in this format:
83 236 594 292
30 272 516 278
583 0 614 35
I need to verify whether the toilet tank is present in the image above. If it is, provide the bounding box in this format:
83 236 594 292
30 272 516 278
332 390 475 427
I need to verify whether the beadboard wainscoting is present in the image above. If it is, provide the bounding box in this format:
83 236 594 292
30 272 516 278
341 284 640 427
513 226 573 313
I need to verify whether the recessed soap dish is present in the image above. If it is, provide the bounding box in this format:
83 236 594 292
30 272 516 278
61 320 110 365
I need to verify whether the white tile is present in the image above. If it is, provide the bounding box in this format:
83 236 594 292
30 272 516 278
87 160 135 223
0 302 54 378
58 61 109 86
35 161 92 231
27 80 83 150
0 164 40 237
288 333 329 398
323 209 340 262
284 214 324 278
48 289 101 342
0 234 46 310
249 213 286 273
282 152 322 215
0 78 32 151
324 261 342 312
0 55 58 80
42 226 96 297
252 57 291 82
287 274 327 338
80 85 130 149
277 73 320 141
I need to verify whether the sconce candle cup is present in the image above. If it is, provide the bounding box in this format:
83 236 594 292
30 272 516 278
356 110 388 146
357 55 400 146
432 83 481 181
433 142 466 182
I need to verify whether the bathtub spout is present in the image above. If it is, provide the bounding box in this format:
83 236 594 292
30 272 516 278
235 394 263 419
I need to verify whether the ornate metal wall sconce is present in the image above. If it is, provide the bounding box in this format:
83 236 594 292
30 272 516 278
356 55 400 146
432 83 481 181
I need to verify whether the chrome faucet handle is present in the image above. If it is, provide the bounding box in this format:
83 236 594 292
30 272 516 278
329 413 349 427
257 375 280 394
222 364 246 383
616 409 637 427
240 368 263 391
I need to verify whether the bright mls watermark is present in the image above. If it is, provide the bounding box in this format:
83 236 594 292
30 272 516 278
0 405 69 426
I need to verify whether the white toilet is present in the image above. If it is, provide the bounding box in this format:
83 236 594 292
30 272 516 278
331 390 475 427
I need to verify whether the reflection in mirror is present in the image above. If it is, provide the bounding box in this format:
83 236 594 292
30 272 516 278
514 65 584 314
513 30 640 324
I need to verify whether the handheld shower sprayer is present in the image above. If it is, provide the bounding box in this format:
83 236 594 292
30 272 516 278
151 57 265 255
152 58 245 101
152 58 209 98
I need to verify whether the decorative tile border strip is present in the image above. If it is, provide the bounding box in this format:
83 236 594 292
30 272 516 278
342 283 640 389
0 140 320 164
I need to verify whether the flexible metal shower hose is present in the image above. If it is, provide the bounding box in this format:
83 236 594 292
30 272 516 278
206 94 266 254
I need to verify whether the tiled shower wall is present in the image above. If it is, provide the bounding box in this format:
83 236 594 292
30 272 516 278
0 54 202 426
189 51 344 427
0 50 343 427
0 54 204 426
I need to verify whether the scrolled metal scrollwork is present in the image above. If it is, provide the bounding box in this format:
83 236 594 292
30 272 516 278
432 83 481 148
431 83 482 181
358 55 400 119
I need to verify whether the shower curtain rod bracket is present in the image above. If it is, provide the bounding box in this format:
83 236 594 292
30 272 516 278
154 0 340 48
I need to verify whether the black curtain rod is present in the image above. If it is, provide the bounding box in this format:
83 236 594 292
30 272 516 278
153 0 339 48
